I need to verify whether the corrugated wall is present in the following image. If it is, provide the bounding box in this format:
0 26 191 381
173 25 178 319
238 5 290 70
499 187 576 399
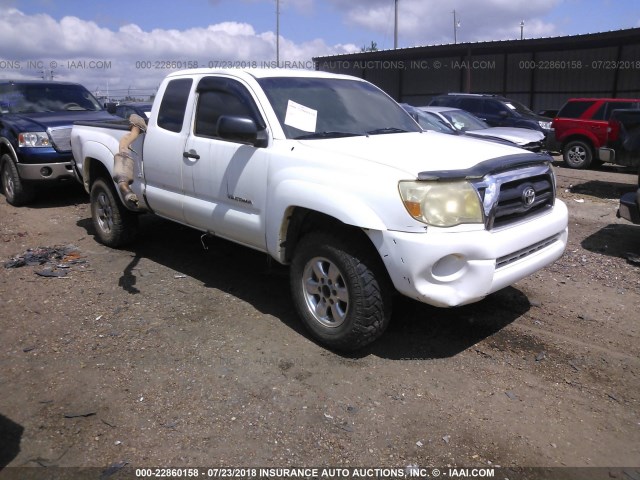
316 29 640 112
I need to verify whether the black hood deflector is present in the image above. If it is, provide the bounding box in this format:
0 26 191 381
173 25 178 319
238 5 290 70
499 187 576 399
417 152 553 181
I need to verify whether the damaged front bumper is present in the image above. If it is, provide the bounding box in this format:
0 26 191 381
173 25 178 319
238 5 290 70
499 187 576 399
370 201 568 307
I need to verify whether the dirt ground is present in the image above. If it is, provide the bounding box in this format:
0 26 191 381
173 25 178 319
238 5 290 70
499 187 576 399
0 158 639 479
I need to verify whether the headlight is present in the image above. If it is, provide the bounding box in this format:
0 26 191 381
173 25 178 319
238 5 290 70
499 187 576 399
538 121 553 130
399 180 483 227
18 132 51 147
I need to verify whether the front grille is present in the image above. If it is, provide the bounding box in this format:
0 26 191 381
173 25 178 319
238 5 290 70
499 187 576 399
473 163 556 230
492 174 554 228
496 234 560 269
48 127 72 152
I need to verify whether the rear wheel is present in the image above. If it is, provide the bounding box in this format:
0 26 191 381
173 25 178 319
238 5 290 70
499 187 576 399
1 154 35 206
90 177 138 247
290 231 392 351
563 140 593 169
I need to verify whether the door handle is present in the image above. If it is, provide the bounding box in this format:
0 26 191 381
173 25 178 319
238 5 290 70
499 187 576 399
183 150 200 160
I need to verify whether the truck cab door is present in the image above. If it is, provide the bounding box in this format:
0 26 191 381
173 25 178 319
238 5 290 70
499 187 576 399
181 76 270 251
482 99 510 127
141 77 195 221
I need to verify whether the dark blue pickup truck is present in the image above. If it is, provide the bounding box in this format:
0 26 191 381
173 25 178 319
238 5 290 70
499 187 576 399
0 80 116 205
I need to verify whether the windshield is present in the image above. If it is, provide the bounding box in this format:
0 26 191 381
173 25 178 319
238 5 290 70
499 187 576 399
415 110 456 134
440 109 489 131
0 83 103 114
401 104 456 134
257 76 421 139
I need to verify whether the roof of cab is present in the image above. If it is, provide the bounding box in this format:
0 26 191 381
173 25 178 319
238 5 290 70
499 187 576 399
164 68 361 82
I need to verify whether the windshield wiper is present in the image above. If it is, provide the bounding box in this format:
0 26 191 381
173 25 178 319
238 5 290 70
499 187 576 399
295 131 362 140
367 127 409 135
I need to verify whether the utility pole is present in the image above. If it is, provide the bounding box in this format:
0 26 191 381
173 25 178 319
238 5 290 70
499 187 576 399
276 0 280 65
452 10 460 44
394 0 398 49
520 20 525 40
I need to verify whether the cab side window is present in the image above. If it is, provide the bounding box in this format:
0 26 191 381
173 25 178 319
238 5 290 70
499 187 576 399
458 98 483 115
157 78 193 133
557 100 594 119
194 77 265 139
483 99 505 115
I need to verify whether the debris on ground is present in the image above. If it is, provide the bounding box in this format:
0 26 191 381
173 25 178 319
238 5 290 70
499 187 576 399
63 410 97 419
505 391 518 400
3 244 87 277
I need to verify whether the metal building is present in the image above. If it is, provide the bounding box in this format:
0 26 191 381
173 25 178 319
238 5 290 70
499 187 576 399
313 28 640 112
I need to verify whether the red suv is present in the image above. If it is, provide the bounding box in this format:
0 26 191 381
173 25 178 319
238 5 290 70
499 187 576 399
552 98 640 169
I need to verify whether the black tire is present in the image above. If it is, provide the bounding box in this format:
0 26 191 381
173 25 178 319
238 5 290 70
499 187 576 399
290 231 392 351
563 139 593 169
1 154 35 206
90 177 138 247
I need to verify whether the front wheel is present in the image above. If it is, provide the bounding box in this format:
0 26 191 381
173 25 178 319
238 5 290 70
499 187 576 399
563 140 593 169
90 178 138 247
1 154 34 206
290 231 392 351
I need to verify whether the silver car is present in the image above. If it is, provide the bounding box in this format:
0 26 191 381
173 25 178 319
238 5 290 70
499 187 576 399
418 106 545 152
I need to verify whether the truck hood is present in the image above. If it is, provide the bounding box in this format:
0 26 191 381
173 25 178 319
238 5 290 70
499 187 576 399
295 131 536 176
3 110 117 132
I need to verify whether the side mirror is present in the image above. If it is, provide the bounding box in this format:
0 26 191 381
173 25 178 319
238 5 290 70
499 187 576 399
105 102 117 114
499 110 509 118
217 115 267 147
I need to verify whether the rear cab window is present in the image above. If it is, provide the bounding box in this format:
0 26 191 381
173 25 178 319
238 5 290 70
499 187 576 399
157 78 193 133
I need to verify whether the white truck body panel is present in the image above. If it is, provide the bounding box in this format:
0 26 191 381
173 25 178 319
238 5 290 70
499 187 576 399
71 68 568 314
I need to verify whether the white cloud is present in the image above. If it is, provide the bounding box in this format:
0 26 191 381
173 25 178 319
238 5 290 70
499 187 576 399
0 1 566 97
0 7 355 97
328 0 561 47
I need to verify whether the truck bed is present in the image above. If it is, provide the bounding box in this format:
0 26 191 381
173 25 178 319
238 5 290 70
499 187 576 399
74 119 132 131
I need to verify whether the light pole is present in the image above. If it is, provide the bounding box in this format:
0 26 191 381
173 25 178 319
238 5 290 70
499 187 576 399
453 10 460 44
520 20 525 40
394 0 398 49
276 0 280 65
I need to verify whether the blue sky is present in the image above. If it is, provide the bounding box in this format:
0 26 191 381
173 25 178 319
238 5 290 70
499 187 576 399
0 0 638 96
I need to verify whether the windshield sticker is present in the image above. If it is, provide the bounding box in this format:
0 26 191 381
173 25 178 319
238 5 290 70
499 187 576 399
284 100 317 132
505 103 517 110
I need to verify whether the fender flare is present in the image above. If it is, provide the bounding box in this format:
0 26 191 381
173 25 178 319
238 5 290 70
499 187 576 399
78 141 116 193
560 130 599 150
0 137 18 163
266 179 387 262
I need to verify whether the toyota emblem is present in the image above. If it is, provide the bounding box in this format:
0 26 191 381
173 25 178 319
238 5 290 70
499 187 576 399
522 186 536 208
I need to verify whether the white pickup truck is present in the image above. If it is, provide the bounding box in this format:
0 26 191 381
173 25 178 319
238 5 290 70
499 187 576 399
71 68 568 351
